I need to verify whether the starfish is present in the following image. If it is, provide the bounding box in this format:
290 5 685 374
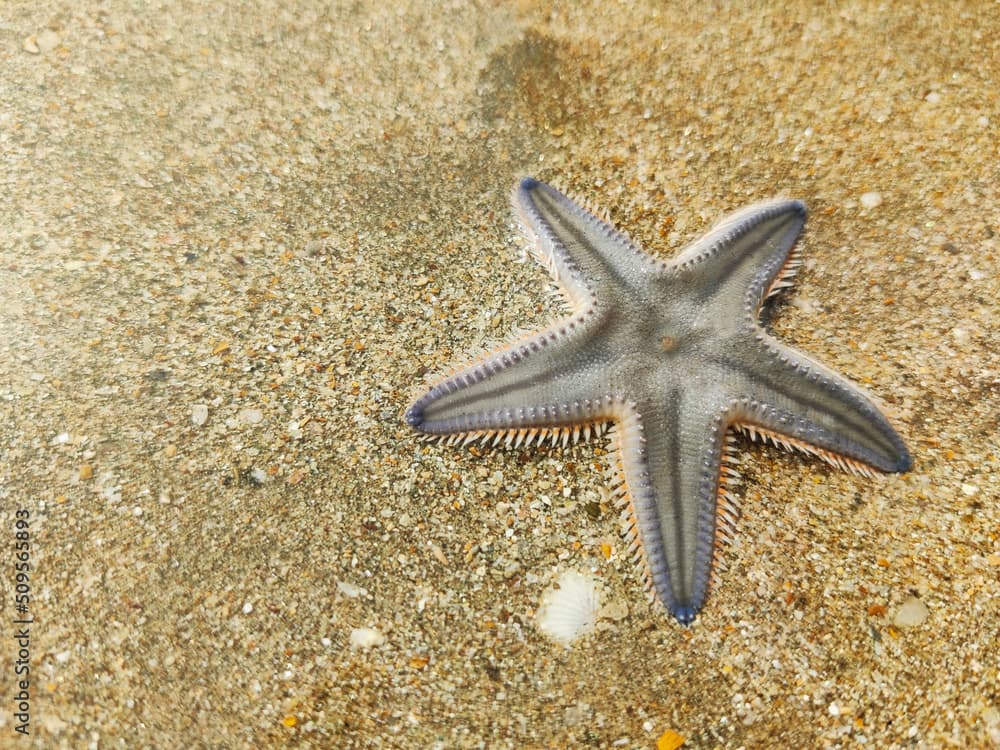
405 177 912 625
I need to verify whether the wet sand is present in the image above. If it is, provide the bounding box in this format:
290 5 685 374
2 2 998 747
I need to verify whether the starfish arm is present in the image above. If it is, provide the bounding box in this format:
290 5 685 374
405 320 618 437
514 178 662 307
663 200 807 328
614 395 735 626
725 336 912 473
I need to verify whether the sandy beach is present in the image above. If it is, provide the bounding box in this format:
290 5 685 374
1 2 998 747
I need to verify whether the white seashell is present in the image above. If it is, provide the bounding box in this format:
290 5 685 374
536 570 601 645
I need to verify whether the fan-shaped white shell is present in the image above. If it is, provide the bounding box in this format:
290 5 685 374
536 570 601 645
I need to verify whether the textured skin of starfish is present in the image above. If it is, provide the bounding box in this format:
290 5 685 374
405 177 912 626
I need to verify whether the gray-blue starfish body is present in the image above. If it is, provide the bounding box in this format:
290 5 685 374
406 178 911 625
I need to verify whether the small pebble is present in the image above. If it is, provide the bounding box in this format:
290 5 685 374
349 627 385 649
191 404 209 426
41 714 68 734
502 560 521 578
238 408 264 425
893 597 929 627
337 581 362 598
860 192 883 209
790 296 819 315
37 29 61 52
601 600 630 622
